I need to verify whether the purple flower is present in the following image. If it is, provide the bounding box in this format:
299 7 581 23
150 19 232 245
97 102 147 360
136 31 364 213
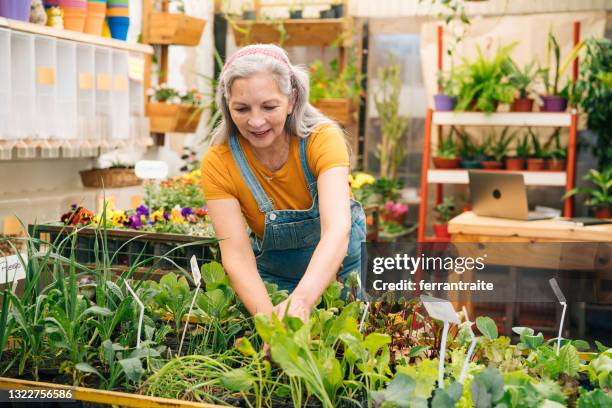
181 207 194 217
128 214 143 229
136 205 150 217
163 211 170 221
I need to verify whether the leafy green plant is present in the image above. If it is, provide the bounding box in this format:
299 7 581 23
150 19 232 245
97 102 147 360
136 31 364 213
563 168 612 208
527 128 549 159
454 44 516 113
544 128 567 160
540 29 585 96
434 196 458 224
375 56 409 179
486 128 515 162
437 129 458 159
514 133 531 159
507 59 537 99
309 58 362 104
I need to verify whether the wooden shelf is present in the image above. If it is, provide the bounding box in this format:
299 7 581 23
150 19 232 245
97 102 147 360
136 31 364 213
231 18 351 47
144 12 206 46
0 17 153 54
432 112 573 127
427 169 567 186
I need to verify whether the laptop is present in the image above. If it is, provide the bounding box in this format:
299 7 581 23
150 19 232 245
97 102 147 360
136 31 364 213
468 171 553 221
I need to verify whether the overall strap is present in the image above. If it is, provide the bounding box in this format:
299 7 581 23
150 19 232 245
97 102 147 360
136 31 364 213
229 134 274 213
298 137 317 197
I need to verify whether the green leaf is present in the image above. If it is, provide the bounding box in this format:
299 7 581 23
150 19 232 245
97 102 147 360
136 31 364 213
370 373 416 408
595 340 609 353
201 261 226 285
235 337 256 357
470 368 505 407
118 357 144 383
522 333 544 350
572 339 590 351
219 368 254 392
106 280 124 301
198 288 226 316
75 362 102 378
397 358 439 400
409 345 431 358
577 388 612 408
432 382 463 408
364 332 391 356
512 326 534 336
83 305 113 317
476 316 498 340
559 344 580 377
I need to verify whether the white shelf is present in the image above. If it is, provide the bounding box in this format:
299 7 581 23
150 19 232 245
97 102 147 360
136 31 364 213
432 112 573 127
0 17 153 54
427 169 567 186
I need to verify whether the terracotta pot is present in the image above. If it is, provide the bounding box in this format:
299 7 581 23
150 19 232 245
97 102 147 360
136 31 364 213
526 158 545 171
433 223 450 239
482 160 504 170
546 159 566 171
505 157 525 171
433 156 460 169
511 98 534 112
592 207 611 219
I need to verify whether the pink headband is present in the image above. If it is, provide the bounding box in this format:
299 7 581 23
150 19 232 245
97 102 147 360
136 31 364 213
223 48 292 72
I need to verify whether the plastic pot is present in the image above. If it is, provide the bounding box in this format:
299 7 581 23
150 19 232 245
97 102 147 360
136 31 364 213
460 158 482 169
242 9 255 20
433 94 456 111
319 9 335 18
511 98 534 112
482 160 504 170
546 158 566 171
505 157 525 171
433 223 450 239
433 156 460 169
526 158 545 171
331 3 343 18
592 207 611 219
0 0 32 21
107 16 130 41
540 95 567 112
289 9 302 19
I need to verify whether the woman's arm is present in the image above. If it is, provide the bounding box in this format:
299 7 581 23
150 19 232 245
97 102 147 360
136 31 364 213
275 166 351 320
206 199 273 316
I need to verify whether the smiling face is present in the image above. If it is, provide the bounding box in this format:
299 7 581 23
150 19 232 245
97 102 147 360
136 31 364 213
228 72 294 152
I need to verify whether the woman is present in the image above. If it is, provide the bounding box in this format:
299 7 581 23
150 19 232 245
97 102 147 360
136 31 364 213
201 44 365 322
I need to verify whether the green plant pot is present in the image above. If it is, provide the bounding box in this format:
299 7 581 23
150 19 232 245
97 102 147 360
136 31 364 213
460 158 482 169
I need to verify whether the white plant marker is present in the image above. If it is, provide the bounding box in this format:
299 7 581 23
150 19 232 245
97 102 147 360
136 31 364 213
178 255 202 356
135 160 168 210
125 281 144 349
359 301 369 333
549 278 567 356
421 295 460 389
458 306 477 384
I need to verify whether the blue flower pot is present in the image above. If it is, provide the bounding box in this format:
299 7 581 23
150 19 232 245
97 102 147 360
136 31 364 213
107 16 129 41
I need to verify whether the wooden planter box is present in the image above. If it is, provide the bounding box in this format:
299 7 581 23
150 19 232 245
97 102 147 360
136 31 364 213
232 18 351 47
80 168 141 188
147 103 202 133
145 12 206 46
314 98 355 125
0 376 223 407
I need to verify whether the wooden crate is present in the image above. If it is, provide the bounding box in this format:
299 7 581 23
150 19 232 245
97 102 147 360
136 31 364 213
146 12 206 46
80 168 142 188
314 98 355 125
232 18 351 47
147 103 203 133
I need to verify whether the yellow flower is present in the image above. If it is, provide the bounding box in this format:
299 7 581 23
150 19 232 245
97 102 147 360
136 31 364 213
150 210 164 222
170 207 185 224
351 172 375 189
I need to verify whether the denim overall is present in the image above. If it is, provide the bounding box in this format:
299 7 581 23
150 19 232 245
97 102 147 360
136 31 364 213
229 134 366 293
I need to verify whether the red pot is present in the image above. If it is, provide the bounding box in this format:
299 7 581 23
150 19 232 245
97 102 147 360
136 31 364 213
482 161 504 170
433 223 450 239
546 159 566 171
511 98 534 112
505 157 525 171
526 158 545 171
593 207 611 219
433 157 461 169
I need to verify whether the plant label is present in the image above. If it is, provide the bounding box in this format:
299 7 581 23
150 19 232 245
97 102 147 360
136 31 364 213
0 254 27 285
549 278 566 304
135 160 168 180
420 295 460 324
190 255 201 285
124 280 145 349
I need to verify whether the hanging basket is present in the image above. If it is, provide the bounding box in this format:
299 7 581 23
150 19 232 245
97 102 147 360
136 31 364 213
146 12 206 45
80 168 141 188
313 98 355 125
147 103 202 133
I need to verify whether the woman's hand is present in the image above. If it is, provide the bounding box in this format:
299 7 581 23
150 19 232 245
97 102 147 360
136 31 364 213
272 294 313 323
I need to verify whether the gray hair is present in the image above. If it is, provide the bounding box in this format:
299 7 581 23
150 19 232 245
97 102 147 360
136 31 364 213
211 44 337 145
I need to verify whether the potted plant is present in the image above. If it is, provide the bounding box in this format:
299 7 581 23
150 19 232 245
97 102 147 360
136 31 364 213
433 196 458 239
538 30 584 112
331 0 344 18
147 84 204 133
574 38 612 172
526 127 548 171
507 59 537 112
433 128 460 168
288 0 303 19
563 168 612 219
457 128 484 169
505 132 530 171
544 128 566 171
319 6 335 18
241 1 256 20
381 200 408 225
434 70 458 111
454 44 516 113
310 58 361 125
482 128 514 170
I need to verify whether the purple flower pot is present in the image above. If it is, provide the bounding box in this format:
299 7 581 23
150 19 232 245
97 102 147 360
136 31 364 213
434 94 456 111
541 95 567 112
0 0 32 21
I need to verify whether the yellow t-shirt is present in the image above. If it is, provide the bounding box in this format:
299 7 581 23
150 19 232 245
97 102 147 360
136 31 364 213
201 124 350 238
